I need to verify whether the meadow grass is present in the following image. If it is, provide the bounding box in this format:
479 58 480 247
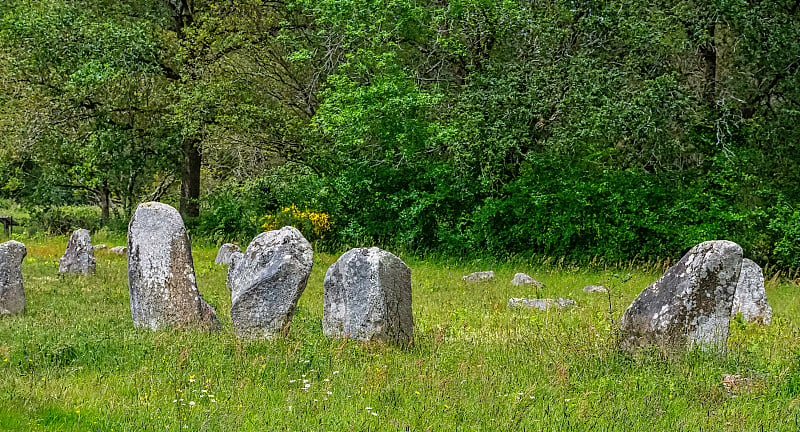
1 234 800 431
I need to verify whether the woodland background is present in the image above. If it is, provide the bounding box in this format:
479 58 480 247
1 0 799 266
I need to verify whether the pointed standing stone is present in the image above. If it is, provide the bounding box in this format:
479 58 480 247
731 258 772 325
58 229 95 275
227 227 313 339
619 240 743 353
323 247 413 344
215 243 241 265
0 240 26 316
127 202 220 330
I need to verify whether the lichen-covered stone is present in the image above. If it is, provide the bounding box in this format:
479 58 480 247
127 202 220 330
462 271 494 283
0 240 26 316
58 229 95 275
507 298 576 310
323 247 413 344
227 227 313 339
215 243 241 265
619 240 742 353
731 258 772 325
511 273 544 287
93 244 107 251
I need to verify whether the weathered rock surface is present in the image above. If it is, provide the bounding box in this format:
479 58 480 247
93 244 107 251
58 229 96 275
109 246 127 256
583 285 609 294
507 298 576 310
511 273 544 287
323 247 413 343
731 258 772 325
226 251 244 287
462 271 494 283
227 227 313 339
619 240 743 353
215 243 241 265
0 241 26 316
127 202 220 330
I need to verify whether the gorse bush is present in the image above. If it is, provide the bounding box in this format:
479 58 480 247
261 204 332 242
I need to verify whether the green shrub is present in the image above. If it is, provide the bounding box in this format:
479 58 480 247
769 203 800 268
195 189 263 244
27 205 103 234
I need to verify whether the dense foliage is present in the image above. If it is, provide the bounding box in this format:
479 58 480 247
1 0 799 265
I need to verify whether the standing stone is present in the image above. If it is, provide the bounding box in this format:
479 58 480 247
226 251 244 287
215 243 241 265
323 247 413 344
58 229 96 275
462 271 494 283
227 227 313 339
0 241 26 316
511 273 544 287
619 240 743 353
127 202 220 330
731 258 772 325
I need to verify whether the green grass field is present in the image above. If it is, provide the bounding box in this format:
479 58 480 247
2 234 800 431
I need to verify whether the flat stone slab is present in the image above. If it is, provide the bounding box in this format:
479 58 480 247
323 247 413 343
227 227 313 339
507 298 576 310
583 285 609 294
619 240 742 353
0 240 26 316
462 271 494 283
215 243 241 265
511 273 544 287
109 246 127 256
58 229 95 275
127 202 220 330
731 258 772 325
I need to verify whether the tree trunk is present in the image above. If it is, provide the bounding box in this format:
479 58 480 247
99 183 110 221
701 22 717 106
180 137 201 218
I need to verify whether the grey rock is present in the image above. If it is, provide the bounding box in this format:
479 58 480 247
619 240 742 353
731 258 772 325
215 243 241 265
323 247 413 344
462 271 494 283
127 202 220 330
226 251 244 287
58 229 96 275
583 285 609 294
109 246 127 256
227 227 313 339
507 298 576 310
0 241 26 316
93 244 107 251
511 273 544 287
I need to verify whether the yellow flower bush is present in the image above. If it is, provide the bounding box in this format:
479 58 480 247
260 204 332 240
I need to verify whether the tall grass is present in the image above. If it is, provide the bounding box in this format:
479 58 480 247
1 235 799 430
